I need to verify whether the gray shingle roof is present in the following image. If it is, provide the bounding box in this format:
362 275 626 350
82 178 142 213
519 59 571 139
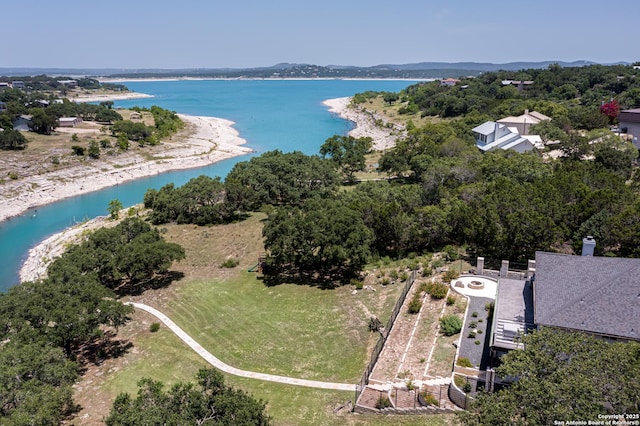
534 252 640 341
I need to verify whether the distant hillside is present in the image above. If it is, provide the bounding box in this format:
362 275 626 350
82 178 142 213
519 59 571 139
0 60 631 79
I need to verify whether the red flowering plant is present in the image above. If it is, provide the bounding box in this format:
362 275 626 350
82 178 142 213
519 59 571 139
600 99 620 124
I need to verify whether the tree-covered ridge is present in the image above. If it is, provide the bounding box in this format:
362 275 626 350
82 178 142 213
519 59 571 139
0 75 127 93
384 63 640 121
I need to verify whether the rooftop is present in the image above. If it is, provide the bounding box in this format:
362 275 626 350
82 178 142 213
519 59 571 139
534 252 640 341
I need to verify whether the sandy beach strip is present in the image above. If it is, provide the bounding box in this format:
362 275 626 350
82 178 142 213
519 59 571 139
0 114 252 223
67 91 154 103
322 97 405 151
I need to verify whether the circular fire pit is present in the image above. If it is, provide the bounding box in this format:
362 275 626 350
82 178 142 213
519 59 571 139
467 280 485 290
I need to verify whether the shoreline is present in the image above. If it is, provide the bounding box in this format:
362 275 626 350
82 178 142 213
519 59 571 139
0 114 252 223
99 77 432 83
67 91 154 103
322 97 405 151
17 96 399 283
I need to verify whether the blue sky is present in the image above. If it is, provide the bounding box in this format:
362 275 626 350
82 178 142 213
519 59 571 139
7 0 639 68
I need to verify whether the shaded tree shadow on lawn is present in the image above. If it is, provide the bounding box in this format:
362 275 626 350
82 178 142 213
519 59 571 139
258 269 355 289
112 270 185 297
76 330 133 368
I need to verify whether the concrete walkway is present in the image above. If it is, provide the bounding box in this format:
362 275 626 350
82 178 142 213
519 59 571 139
126 302 355 391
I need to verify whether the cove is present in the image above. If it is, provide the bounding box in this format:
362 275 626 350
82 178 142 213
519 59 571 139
0 79 418 290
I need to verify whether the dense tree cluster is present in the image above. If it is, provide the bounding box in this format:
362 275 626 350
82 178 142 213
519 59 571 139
47 217 185 295
0 275 133 422
106 368 270 425
111 106 184 145
225 150 339 211
0 216 186 422
458 328 640 425
144 176 233 225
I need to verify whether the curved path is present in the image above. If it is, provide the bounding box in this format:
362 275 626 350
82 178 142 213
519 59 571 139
127 302 355 391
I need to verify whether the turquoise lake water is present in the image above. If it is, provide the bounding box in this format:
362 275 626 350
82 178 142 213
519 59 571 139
0 79 417 291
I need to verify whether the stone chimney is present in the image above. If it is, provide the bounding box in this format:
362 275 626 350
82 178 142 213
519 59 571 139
581 236 596 256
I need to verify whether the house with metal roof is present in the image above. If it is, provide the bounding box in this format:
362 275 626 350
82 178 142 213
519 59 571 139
472 121 536 153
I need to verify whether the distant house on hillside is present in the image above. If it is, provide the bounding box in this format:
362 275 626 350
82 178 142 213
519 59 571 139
0 101 6 112
501 80 534 91
58 79 78 88
472 121 538 153
0 82 10 89
11 81 24 89
440 78 460 87
497 110 550 135
618 108 640 148
57 117 83 128
13 115 32 131
129 111 142 121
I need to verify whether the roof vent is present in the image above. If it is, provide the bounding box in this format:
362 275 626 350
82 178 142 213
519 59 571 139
582 236 596 256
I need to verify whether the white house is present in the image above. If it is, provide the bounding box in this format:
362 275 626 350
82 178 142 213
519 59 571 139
497 110 551 135
472 121 537 153
57 117 83 127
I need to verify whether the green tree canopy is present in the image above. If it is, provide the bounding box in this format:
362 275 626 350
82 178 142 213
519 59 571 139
263 197 373 278
106 368 270 426
459 328 640 425
225 150 339 211
320 134 373 182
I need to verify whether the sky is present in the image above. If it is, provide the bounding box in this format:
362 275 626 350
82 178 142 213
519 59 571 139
6 0 640 69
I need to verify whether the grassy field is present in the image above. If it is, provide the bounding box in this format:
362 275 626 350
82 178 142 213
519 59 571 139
358 94 440 129
84 213 460 425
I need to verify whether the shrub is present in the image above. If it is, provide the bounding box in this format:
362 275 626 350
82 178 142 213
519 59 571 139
431 259 444 269
443 245 459 261
351 278 363 290
390 269 399 280
100 138 111 148
150 322 160 332
476 329 483 334
472 311 478 318
463 382 472 393
51 156 60 165
88 140 100 159
422 265 433 277
446 295 455 306
71 133 79 142
440 315 462 336
376 395 392 409
420 392 439 406
221 258 239 268
429 282 449 299
368 317 382 332
443 269 460 282
469 321 477 329
400 271 409 281
8 171 18 180
420 280 433 293
71 145 85 156
380 277 391 286
475 340 481 345
454 374 466 388
468 331 476 338
408 294 422 314
456 357 473 368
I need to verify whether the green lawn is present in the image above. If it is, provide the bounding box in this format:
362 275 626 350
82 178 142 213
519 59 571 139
97 215 454 425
